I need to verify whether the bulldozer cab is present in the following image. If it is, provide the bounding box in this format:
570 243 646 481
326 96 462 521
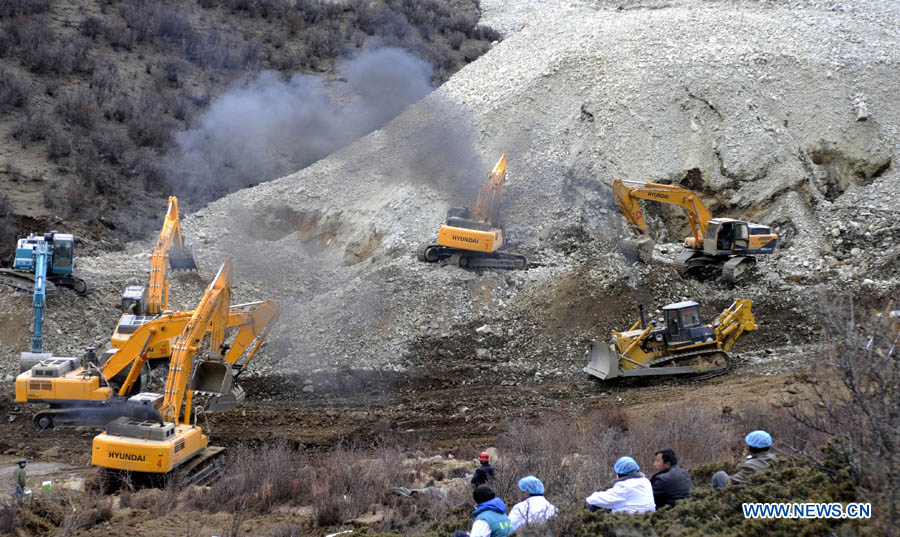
704 220 750 255
662 301 714 347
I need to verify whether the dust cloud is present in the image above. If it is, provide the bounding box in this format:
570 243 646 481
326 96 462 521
168 47 434 204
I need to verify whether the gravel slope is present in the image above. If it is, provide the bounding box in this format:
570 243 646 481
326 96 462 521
2 0 898 383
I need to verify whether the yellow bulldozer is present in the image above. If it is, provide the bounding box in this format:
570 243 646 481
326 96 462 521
584 298 757 381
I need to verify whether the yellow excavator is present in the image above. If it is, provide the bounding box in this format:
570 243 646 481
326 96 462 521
92 259 248 491
15 298 279 429
584 298 757 381
117 195 197 322
418 154 527 269
613 179 778 279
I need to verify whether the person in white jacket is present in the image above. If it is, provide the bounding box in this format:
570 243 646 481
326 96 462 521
585 456 656 514
508 476 557 532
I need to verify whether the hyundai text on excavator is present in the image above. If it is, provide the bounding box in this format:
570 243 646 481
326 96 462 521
613 179 778 279
92 259 248 491
15 293 278 429
584 298 757 381
418 154 527 269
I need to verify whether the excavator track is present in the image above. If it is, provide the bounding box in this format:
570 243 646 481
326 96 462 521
418 244 527 270
0 269 59 296
97 447 227 494
49 272 97 295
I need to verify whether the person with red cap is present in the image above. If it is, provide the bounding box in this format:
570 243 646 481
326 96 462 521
471 451 497 488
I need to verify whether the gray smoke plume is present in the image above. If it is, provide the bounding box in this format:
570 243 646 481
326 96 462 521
169 47 433 204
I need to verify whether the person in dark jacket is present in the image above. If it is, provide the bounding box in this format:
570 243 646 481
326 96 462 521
471 451 497 488
649 448 693 508
13 460 26 498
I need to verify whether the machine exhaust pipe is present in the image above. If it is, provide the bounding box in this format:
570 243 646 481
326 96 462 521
639 305 647 329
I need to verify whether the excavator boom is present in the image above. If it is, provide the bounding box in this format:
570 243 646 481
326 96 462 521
146 196 197 315
613 178 712 247
472 154 507 224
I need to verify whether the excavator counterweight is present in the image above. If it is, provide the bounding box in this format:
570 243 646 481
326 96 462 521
585 298 757 381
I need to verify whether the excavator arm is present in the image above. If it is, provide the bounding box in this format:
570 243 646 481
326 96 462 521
147 196 197 314
159 259 232 424
115 300 280 397
612 179 713 248
471 154 507 225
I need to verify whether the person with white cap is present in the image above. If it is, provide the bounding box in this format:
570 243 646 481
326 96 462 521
508 476 557 532
712 430 776 488
585 456 656 514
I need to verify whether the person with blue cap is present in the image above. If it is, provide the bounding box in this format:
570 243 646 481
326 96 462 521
585 456 656 514
712 430 776 488
508 476 557 532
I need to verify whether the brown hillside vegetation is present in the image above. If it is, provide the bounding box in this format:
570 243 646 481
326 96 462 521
0 0 498 260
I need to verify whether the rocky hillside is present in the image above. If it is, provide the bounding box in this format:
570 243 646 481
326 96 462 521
3 0 898 384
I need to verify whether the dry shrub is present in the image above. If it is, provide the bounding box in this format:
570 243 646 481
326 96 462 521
12 111 52 148
47 127 73 160
57 494 113 536
56 88 101 129
0 68 34 111
0 499 16 534
80 15 105 39
190 441 304 515
790 298 900 532
0 0 54 17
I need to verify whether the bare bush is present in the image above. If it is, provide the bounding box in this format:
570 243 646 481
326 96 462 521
91 62 120 104
126 112 173 148
57 494 113 536
103 22 138 50
12 110 52 147
80 15 105 39
56 88 101 129
47 128 73 160
448 30 465 50
791 298 900 531
0 68 34 111
0 0 53 18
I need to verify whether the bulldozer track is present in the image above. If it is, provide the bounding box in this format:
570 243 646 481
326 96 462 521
645 348 729 376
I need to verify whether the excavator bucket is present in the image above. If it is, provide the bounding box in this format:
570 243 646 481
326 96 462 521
169 243 198 271
205 383 245 413
191 359 234 395
583 342 621 380
618 236 654 264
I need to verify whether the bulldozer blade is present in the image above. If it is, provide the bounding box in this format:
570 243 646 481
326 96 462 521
191 360 234 395
583 342 620 380
169 243 198 271
204 383 245 413
618 236 654 264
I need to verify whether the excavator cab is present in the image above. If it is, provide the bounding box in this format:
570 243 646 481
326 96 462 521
121 286 148 314
704 219 749 255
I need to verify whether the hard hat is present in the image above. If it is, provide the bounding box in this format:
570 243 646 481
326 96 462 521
518 476 545 495
479 451 490 462
745 430 772 448
613 456 639 475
